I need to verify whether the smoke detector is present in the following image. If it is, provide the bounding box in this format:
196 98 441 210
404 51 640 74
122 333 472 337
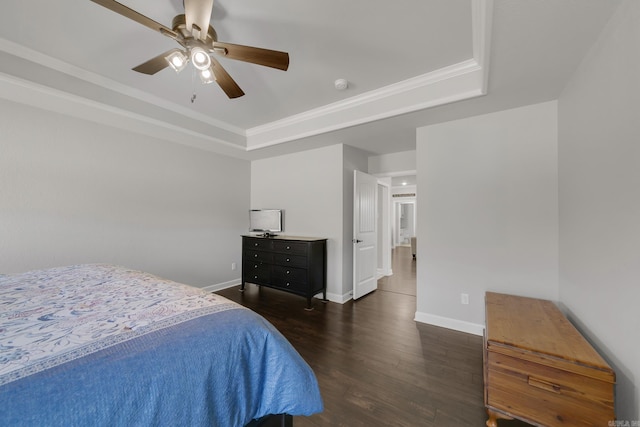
334 78 349 91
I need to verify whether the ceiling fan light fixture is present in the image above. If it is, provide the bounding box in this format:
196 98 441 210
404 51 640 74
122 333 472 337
166 50 188 73
199 67 215 85
191 47 211 71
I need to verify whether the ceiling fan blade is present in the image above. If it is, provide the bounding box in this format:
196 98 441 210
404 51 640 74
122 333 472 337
132 49 179 75
90 0 179 40
210 57 245 99
213 42 289 71
184 0 214 41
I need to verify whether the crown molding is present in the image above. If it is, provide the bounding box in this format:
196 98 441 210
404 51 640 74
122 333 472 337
245 0 493 151
245 60 484 150
0 38 245 137
0 72 249 158
0 0 493 157
247 59 480 136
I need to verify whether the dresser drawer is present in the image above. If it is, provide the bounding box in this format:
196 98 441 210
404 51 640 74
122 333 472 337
273 253 307 268
244 250 272 263
271 279 308 294
272 266 308 285
245 269 270 284
272 240 308 255
245 238 271 251
245 262 270 275
486 351 614 426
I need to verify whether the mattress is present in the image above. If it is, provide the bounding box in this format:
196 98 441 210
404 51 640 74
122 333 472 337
0 264 323 426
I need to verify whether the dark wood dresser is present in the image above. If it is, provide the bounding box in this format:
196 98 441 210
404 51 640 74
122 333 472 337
484 292 615 427
241 235 327 309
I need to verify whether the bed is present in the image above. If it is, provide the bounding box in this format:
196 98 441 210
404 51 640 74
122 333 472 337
0 264 323 426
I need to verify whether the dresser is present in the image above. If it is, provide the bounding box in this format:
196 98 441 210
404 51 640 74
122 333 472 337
484 292 615 427
241 235 327 309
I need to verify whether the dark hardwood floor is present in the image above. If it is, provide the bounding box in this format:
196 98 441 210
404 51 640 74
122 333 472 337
217 246 530 426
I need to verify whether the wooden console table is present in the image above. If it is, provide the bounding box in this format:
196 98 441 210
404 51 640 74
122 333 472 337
484 292 615 427
241 235 327 309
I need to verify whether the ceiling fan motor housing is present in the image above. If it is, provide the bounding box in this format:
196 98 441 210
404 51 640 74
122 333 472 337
172 14 217 45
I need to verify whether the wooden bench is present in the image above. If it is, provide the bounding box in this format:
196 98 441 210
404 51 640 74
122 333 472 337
484 292 615 426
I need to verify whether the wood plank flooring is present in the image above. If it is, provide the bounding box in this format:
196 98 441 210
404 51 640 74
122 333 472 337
217 246 530 426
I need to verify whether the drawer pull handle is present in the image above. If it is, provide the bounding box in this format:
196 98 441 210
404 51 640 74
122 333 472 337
286 258 290 262
286 282 290 287
286 270 290 274
254 275 258 279
254 243 258 246
254 265 258 268
286 246 290 250
254 254 258 257
528 377 561 394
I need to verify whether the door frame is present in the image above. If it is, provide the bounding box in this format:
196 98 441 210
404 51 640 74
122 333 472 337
377 180 392 277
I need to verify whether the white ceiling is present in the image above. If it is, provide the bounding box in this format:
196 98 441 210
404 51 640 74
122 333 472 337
0 0 621 160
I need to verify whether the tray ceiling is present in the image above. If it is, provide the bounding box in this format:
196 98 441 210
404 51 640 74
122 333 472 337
0 0 622 159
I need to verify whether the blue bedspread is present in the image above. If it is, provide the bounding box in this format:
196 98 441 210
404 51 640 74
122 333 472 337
0 265 323 426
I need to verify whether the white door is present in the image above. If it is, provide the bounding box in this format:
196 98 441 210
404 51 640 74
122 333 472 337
353 170 378 300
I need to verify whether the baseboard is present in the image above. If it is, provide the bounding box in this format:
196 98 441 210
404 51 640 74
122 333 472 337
376 268 393 278
414 311 485 336
323 291 352 304
202 278 242 293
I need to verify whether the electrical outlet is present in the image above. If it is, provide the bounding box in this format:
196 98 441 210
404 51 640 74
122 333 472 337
231 262 237 271
461 293 469 305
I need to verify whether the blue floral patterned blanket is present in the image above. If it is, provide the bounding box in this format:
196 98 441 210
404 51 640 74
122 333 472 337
0 264 322 426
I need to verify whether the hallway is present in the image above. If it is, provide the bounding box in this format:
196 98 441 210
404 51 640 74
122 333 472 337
378 245 416 297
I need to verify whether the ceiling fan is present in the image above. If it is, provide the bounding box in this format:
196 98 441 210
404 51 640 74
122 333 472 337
90 0 290 99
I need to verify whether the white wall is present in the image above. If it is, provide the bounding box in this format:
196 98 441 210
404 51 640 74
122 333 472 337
416 101 559 334
0 99 250 287
368 150 416 175
251 144 346 301
558 0 640 419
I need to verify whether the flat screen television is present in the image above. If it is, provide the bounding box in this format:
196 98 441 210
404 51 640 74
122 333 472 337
249 209 283 235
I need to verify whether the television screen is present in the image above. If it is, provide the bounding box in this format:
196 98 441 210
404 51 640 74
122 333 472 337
249 209 283 234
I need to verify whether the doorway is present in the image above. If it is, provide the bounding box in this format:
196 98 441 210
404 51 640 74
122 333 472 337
355 172 417 300
377 173 417 297
377 242 416 297
395 201 416 246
